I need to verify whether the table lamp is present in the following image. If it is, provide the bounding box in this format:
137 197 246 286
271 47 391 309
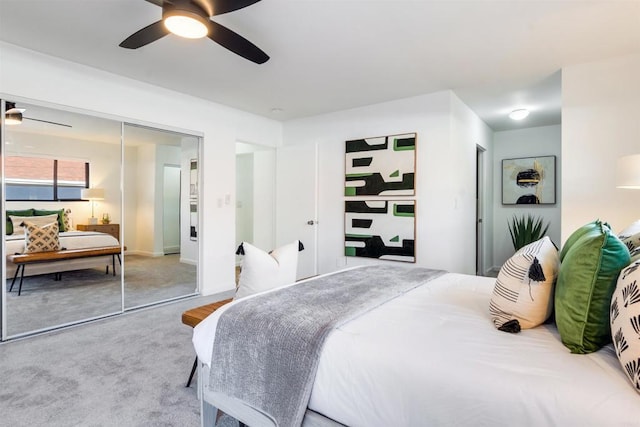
81 188 105 225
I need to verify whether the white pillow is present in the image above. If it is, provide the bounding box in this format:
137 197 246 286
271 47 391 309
610 260 640 394
9 214 59 235
234 241 300 300
489 236 559 331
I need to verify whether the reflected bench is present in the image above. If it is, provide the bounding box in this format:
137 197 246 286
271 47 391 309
7 246 124 296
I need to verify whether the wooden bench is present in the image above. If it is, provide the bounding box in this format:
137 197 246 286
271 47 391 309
182 298 233 387
7 246 123 296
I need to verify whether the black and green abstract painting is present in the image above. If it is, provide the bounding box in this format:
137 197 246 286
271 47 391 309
345 133 416 196
345 200 415 263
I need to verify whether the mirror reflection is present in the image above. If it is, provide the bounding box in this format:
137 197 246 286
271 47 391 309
122 124 199 309
3 101 123 337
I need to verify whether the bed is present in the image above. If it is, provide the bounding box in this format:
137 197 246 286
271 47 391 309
193 264 640 427
5 230 120 277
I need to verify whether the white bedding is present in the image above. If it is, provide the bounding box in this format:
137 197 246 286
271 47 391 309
5 231 120 277
194 270 640 426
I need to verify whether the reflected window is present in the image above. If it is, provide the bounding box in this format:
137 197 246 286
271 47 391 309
5 155 89 201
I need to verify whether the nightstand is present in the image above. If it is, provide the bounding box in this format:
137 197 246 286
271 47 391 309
77 223 120 242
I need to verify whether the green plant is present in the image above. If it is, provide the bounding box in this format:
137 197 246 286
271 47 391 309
508 214 550 251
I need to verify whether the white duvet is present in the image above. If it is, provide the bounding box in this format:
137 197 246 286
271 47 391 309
194 271 640 426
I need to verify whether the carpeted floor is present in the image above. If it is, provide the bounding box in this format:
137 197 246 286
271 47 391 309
5 254 197 336
0 294 239 427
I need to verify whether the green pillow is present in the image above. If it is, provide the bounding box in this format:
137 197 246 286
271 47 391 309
559 220 610 261
33 209 66 232
555 222 630 353
5 209 35 235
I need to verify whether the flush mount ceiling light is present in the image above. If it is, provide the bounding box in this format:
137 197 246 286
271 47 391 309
163 4 209 39
509 109 530 120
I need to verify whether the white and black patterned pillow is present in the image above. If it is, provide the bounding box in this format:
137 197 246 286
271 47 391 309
23 220 61 253
490 236 560 332
619 220 640 254
611 261 640 393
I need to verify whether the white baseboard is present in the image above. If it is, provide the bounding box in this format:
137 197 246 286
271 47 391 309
126 250 164 257
180 257 197 266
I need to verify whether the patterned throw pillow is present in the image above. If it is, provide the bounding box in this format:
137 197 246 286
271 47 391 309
234 241 300 300
23 221 61 253
62 208 75 231
611 261 640 394
489 236 559 332
619 220 640 255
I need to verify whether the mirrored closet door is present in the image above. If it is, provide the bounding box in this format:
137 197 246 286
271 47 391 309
122 124 199 309
1 99 201 339
2 100 123 337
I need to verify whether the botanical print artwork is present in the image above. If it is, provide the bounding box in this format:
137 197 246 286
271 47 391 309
344 200 415 263
502 156 556 205
345 133 416 196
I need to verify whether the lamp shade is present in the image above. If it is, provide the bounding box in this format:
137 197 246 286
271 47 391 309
616 154 640 189
81 188 105 200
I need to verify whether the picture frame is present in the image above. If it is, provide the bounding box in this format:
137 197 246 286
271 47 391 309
344 199 415 263
345 133 416 196
502 155 556 205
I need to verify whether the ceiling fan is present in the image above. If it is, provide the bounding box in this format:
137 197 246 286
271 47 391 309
119 0 269 64
4 102 72 128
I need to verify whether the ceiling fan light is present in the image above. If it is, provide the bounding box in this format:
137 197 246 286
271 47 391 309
509 109 530 120
5 111 22 125
164 12 208 39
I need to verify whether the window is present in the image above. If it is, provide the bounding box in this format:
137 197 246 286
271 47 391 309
5 156 89 201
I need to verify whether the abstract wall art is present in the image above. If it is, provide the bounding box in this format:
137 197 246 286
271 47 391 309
345 133 416 196
502 155 556 205
344 199 415 263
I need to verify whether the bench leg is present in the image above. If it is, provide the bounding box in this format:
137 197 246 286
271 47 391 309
112 254 116 276
18 265 26 296
186 356 198 387
9 265 21 292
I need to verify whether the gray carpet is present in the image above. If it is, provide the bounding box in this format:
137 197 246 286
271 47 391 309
5 254 197 336
0 294 239 427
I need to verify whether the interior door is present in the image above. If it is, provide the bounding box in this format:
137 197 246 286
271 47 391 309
276 144 318 280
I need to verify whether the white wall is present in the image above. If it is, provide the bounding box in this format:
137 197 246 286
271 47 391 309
282 90 492 275
492 125 561 267
0 42 282 295
562 53 640 242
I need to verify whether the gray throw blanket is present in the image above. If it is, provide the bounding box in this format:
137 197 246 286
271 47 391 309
209 265 446 427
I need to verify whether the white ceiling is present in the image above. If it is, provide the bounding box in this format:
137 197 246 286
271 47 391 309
1 0 639 131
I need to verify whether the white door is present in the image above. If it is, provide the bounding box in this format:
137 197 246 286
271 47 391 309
163 165 181 254
276 144 318 280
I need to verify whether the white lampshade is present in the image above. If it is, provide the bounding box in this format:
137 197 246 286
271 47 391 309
81 188 105 200
616 154 640 189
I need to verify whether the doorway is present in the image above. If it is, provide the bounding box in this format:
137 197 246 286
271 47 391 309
476 145 486 276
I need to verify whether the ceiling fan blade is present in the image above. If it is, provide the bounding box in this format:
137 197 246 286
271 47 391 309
206 20 269 64
144 0 165 7
198 0 262 17
23 117 72 128
119 20 169 49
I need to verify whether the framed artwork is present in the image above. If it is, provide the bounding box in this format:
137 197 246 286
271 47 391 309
344 199 415 263
345 133 416 196
190 159 198 240
502 155 556 205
